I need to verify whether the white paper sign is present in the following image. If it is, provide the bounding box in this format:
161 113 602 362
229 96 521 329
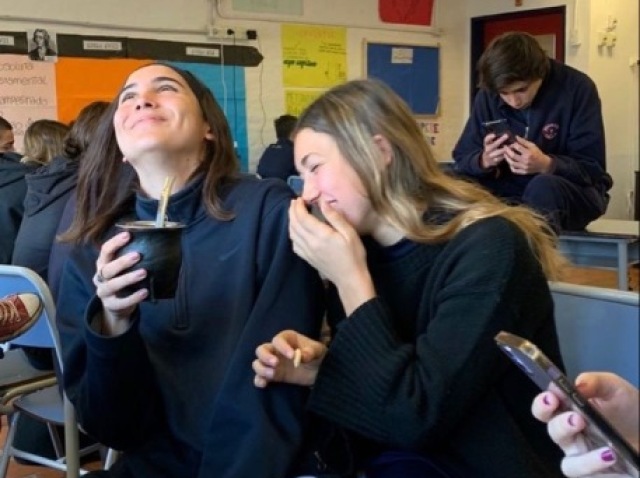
0 54 57 152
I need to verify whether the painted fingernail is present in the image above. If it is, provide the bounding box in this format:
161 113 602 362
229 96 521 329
568 414 575 427
601 449 615 462
543 393 550 406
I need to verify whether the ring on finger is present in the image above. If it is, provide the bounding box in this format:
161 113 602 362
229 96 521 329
96 268 107 283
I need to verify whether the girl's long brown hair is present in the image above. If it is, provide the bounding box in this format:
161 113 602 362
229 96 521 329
62 63 240 245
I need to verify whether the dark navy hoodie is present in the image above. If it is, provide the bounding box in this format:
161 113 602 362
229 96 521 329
0 152 37 263
12 155 79 279
57 174 326 477
452 59 612 194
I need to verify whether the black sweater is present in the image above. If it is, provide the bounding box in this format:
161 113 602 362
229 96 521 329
309 216 565 477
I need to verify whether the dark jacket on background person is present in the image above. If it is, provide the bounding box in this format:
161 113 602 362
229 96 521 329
9 154 81 449
452 60 612 231
307 217 565 478
257 138 297 182
0 153 37 264
48 192 77 302
57 175 325 478
12 155 79 280
10 156 92 457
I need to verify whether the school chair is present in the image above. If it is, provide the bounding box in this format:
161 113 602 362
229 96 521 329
0 265 107 477
550 281 640 388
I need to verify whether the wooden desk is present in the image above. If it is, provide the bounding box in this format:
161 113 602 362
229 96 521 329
558 219 639 290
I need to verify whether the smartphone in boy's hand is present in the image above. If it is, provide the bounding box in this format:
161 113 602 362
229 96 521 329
482 119 516 145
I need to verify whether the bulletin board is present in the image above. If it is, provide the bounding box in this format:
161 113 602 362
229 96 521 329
364 41 440 117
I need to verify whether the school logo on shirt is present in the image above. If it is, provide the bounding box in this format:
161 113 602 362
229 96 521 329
542 123 559 140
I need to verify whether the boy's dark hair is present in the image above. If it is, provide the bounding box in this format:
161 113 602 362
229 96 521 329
0 116 12 131
274 114 297 140
477 31 550 92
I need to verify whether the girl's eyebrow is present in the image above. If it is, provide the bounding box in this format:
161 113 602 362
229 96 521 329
119 76 183 95
299 153 311 168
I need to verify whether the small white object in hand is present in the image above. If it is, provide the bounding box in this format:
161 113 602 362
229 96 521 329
293 348 302 368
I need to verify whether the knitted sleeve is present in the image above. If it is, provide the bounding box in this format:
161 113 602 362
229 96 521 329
308 217 554 449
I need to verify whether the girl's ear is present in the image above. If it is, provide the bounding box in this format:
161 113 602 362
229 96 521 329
204 125 215 141
372 134 393 166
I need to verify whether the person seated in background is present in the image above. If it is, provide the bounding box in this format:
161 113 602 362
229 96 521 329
0 293 42 343
532 372 639 478
452 32 613 233
9 103 108 462
0 115 16 154
20 119 70 167
253 78 568 478
13 102 109 283
56 63 325 477
0 124 37 264
257 113 298 182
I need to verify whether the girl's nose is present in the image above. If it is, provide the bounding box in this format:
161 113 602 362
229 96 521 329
135 93 155 110
301 178 319 203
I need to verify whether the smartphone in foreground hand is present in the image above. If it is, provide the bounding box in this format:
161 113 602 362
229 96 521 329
482 119 516 145
287 175 304 196
286 175 328 223
495 331 639 474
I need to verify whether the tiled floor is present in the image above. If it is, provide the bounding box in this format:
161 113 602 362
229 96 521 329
1 266 637 478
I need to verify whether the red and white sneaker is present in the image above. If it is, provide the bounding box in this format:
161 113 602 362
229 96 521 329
0 293 43 343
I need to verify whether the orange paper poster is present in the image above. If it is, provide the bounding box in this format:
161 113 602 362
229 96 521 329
55 58 149 124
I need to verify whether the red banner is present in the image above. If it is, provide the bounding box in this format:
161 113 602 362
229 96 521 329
379 0 434 26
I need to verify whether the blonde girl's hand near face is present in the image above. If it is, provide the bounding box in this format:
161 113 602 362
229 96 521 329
288 197 376 315
253 330 328 388
93 231 149 336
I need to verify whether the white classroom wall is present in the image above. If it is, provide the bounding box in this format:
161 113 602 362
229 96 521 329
1 0 637 219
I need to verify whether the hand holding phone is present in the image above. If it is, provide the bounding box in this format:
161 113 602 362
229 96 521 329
495 331 639 475
287 176 328 223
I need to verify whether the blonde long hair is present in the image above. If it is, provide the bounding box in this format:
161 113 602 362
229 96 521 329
22 119 69 165
295 79 565 279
